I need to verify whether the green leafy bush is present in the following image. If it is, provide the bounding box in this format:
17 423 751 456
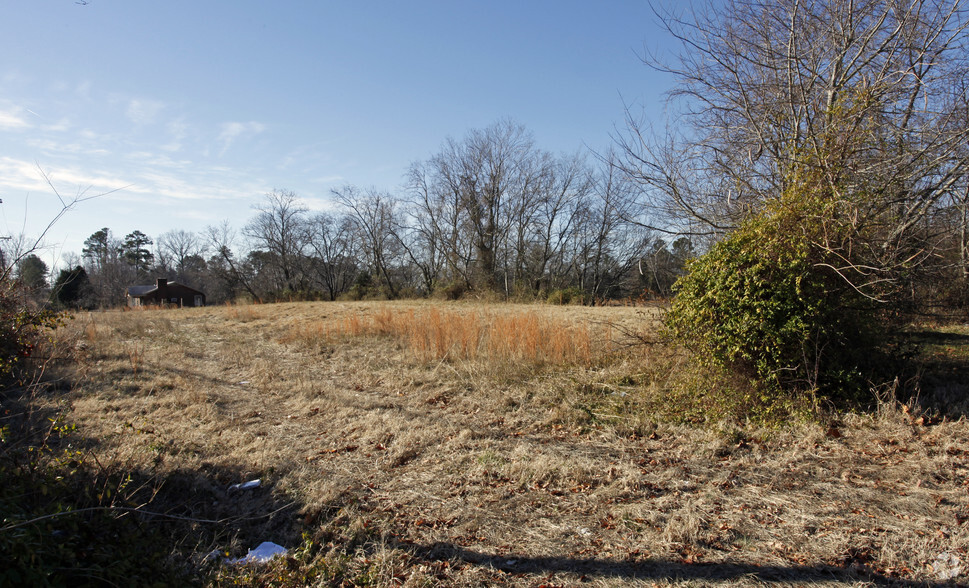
0 287 63 384
434 280 468 301
665 187 887 400
547 287 587 305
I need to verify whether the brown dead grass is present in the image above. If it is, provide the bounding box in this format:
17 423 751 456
279 305 610 366
40 300 969 586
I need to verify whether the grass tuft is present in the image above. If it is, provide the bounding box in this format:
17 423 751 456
282 307 606 367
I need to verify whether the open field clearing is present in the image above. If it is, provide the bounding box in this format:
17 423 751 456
21 301 969 585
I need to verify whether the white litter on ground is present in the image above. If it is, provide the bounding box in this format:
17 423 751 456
228 479 261 491
227 542 288 565
933 552 962 580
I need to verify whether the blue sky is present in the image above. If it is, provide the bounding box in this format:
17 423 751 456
0 1 675 271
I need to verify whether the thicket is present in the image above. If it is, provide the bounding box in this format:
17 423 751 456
638 0 969 412
667 181 900 402
0 279 195 585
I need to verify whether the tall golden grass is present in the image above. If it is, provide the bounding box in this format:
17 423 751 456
281 307 608 365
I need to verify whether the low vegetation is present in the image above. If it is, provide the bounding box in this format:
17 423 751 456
3 299 968 586
666 182 894 403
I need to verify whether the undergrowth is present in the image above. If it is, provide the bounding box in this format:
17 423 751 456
0 412 194 587
0 281 197 586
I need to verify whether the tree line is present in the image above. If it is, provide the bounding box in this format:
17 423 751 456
12 120 696 309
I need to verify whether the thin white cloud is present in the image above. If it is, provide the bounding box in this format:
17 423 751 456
302 196 341 213
126 98 165 125
43 117 73 133
0 107 30 130
218 121 267 156
75 80 92 100
0 157 50 192
25 138 110 156
37 167 132 195
125 152 193 168
131 168 263 203
315 174 345 183
161 118 188 152
1 69 31 86
0 159 130 204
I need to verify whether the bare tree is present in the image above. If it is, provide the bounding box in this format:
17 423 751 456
406 158 475 291
619 0 969 299
432 120 543 290
306 212 359 300
243 189 312 294
205 221 260 302
523 152 593 294
574 154 651 299
0 166 109 283
332 186 404 298
411 120 580 294
391 201 446 296
156 229 207 283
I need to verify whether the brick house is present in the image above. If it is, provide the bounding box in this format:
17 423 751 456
126 278 206 308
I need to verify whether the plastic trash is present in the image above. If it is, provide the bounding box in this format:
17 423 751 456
933 552 962 581
228 479 261 491
228 541 288 565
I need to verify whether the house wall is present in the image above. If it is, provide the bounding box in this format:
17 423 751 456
132 284 206 307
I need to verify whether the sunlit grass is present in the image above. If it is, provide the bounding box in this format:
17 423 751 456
281 307 609 366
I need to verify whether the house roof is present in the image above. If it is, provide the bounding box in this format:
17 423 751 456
127 281 204 297
127 285 156 297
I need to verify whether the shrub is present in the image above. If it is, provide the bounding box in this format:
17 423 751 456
547 287 587 305
0 279 195 585
0 284 63 384
665 186 888 400
434 280 468 301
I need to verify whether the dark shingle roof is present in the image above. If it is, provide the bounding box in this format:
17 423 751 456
127 285 156 297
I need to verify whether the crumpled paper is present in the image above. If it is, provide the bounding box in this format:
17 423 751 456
933 552 962 581
227 541 288 565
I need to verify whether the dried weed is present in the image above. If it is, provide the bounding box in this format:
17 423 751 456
39 301 969 586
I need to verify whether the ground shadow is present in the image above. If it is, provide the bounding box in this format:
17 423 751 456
407 542 952 586
900 330 969 418
1 380 306 585
909 330 969 344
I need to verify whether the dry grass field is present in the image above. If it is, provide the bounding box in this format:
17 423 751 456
31 300 969 585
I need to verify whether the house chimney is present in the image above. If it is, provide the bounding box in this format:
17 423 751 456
156 278 168 288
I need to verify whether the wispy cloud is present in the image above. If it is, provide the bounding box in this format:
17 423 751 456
37 166 132 195
43 117 72 133
0 107 30 130
25 138 110 156
311 175 345 184
126 98 165 125
162 118 188 152
0 157 50 192
218 121 266 156
75 80 92 100
0 158 131 201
